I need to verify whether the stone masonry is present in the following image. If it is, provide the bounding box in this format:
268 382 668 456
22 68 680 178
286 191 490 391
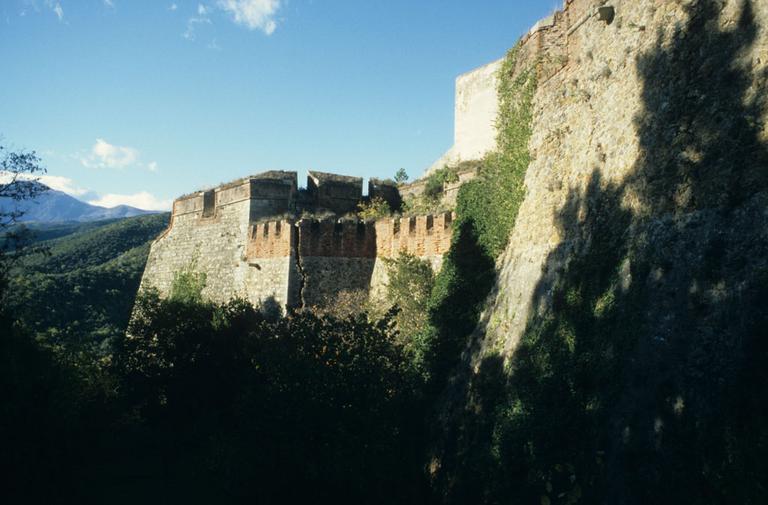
139 170 454 310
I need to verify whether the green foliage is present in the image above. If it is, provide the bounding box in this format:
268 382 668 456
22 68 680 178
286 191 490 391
170 264 207 304
395 168 409 184
402 193 449 216
5 213 169 352
383 253 435 372
456 46 535 258
423 44 536 386
0 144 46 229
1 220 109 249
1 290 429 504
401 164 462 215
11 213 168 275
424 165 460 200
356 196 392 220
119 294 427 503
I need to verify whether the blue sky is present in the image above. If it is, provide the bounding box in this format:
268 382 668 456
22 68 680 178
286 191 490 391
0 1 556 210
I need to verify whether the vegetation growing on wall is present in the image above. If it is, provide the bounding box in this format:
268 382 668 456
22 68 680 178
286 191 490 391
401 164 461 215
423 44 536 385
423 165 459 200
170 262 207 304
382 253 435 374
356 196 392 220
457 47 536 258
432 2 768 504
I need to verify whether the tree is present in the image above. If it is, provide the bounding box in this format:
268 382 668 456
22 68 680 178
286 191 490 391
0 141 47 302
357 196 391 220
114 291 427 504
0 142 47 227
394 168 409 184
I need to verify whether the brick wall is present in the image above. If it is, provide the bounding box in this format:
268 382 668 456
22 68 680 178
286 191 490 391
297 220 377 258
374 212 454 258
245 220 294 259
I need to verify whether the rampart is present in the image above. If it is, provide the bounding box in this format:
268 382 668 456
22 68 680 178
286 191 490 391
140 169 454 310
423 0 571 176
142 0 652 314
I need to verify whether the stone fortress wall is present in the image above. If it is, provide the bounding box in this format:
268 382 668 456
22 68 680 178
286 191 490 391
467 0 768 360
138 0 571 310
426 59 503 175
423 0 575 176
140 169 454 310
142 0 691 313
140 174 298 308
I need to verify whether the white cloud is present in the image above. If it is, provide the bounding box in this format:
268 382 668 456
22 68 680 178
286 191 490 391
17 1 63 21
183 4 212 40
169 3 178 11
147 161 159 172
0 172 86 196
44 0 64 21
89 191 172 211
104 0 114 8
1 170 170 211
81 139 140 169
38 174 88 196
218 0 280 35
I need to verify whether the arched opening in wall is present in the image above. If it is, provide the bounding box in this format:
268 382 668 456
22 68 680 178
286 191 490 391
202 190 216 218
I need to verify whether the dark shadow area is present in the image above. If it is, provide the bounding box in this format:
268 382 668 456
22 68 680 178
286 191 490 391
435 1 768 503
258 294 284 321
1 289 432 504
428 218 497 390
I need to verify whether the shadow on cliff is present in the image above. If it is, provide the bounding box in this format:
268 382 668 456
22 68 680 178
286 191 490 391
435 1 768 504
428 219 496 389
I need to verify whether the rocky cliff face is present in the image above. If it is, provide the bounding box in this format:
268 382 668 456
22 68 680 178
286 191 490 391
480 0 768 363
433 0 768 503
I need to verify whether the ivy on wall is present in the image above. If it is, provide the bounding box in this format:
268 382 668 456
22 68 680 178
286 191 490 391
456 45 536 258
423 44 537 384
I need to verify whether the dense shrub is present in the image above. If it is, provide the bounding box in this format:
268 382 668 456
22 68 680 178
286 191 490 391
357 196 392 220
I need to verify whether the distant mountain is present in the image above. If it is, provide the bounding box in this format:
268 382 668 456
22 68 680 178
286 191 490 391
0 184 157 223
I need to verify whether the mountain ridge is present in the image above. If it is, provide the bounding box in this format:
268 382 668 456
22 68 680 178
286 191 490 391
0 183 158 223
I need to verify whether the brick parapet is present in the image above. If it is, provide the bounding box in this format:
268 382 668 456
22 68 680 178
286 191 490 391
245 220 295 259
297 219 377 258
512 0 608 84
241 212 454 260
375 212 454 258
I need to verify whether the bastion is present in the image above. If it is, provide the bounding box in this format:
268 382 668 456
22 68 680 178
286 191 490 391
139 170 454 309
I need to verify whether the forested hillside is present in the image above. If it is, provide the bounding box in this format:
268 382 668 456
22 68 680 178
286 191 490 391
5 213 169 352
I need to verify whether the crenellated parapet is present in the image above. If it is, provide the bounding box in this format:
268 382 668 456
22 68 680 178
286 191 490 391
240 212 454 262
245 220 295 259
296 219 377 258
142 135 458 310
375 212 454 258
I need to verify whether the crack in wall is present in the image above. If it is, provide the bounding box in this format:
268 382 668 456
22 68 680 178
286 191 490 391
292 222 307 309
